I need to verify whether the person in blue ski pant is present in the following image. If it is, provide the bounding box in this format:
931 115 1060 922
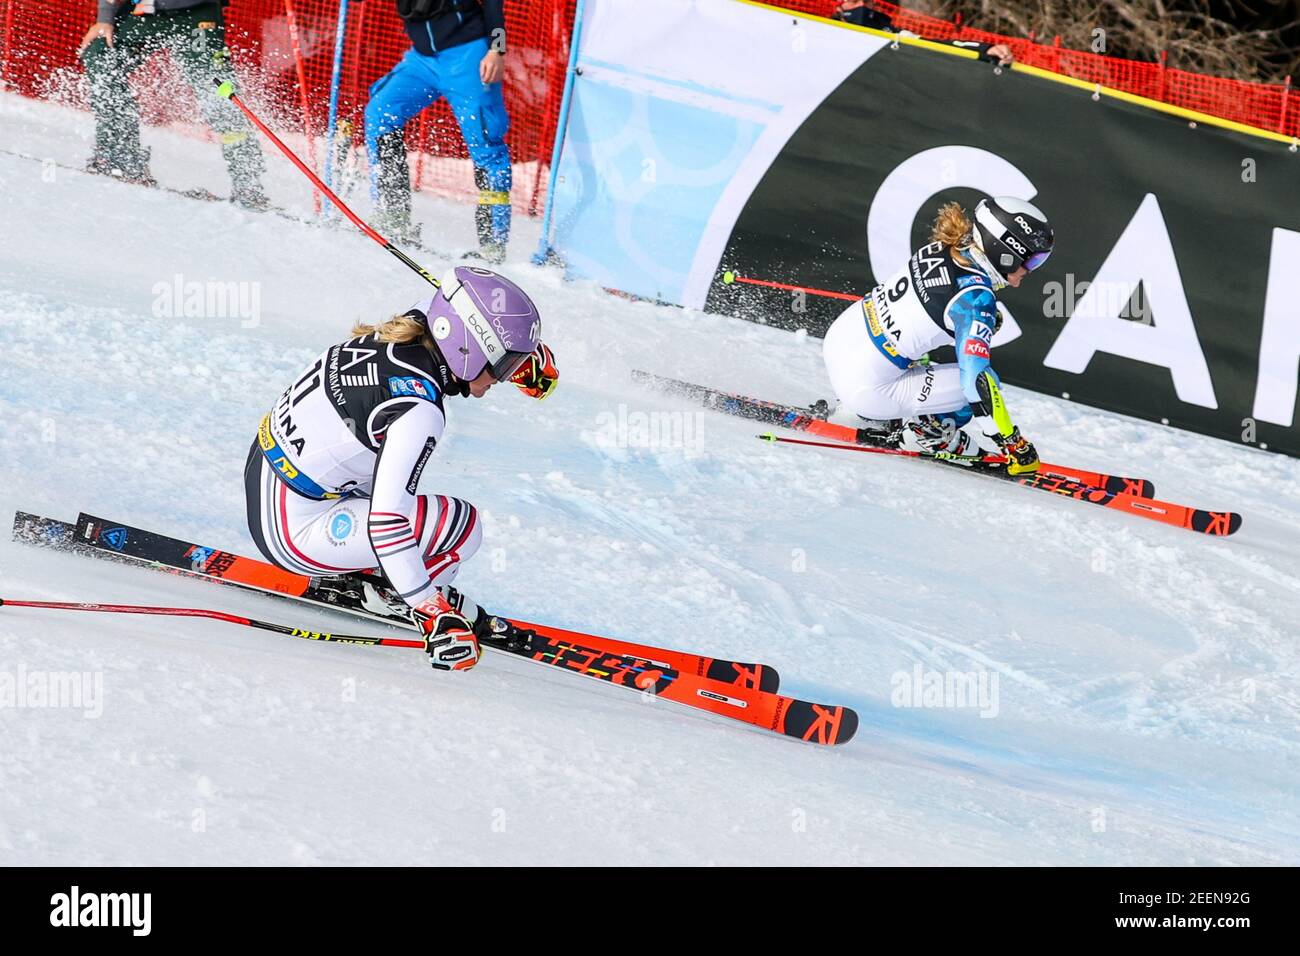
365 0 511 261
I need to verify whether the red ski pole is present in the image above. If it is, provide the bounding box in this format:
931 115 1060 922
758 431 1003 465
0 598 425 649
720 271 859 301
213 79 440 289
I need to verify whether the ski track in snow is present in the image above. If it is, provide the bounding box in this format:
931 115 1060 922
1 94 1298 865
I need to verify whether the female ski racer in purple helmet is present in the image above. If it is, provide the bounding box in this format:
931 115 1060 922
244 266 559 672
821 196 1053 473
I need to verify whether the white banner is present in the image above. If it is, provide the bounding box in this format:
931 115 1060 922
547 0 886 307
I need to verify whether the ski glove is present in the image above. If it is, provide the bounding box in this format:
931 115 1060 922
509 343 558 400
413 599 482 672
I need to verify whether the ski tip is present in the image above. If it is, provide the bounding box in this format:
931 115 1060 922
788 702 859 745
757 665 780 694
1190 510 1243 536
814 705 858 745
836 707 859 745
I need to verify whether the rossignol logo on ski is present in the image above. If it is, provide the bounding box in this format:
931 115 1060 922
100 527 128 551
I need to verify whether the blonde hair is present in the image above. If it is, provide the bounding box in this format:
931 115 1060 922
930 201 975 267
351 314 434 350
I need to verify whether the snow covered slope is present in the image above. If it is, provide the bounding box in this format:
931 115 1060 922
2 94 1298 866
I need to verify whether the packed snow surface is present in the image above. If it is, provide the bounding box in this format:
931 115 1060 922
2 94 1298 865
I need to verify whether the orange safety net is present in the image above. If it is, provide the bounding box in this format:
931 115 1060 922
0 0 1293 219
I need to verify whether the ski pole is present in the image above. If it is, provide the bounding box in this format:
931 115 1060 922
0 598 426 649
213 79 440 289
721 271 859 301
758 432 1003 465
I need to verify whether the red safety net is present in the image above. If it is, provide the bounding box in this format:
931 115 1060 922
0 0 1293 218
0 0 580 214
772 0 1298 139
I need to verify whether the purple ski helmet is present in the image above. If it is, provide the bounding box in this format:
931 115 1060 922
425 266 542 381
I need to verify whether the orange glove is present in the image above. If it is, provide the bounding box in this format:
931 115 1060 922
508 343 558 400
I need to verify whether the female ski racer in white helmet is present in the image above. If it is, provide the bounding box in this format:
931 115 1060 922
821 196 1053 474
244 266 559 673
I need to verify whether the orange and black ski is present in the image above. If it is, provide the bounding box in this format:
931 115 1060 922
758 433 1241 536
17 512 783 686
511 633 856 744
632 369 1157 498
11 512 853 745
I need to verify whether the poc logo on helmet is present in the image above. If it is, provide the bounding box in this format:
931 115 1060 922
1014 215 1035 234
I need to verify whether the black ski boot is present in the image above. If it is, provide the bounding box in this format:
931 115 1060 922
855 416 903 448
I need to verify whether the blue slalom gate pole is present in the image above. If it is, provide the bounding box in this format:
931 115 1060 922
322 0 351 217
532 0 587 265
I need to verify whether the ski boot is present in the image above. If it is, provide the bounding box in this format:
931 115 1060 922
309 569 414 624
463 241 506 265
86 149 156 187
373 206 423 246
857 416 904 447
898 414 979 460
231 182 270 211
441 586 537 652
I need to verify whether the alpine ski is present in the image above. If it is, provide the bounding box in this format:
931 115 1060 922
632 369 1156 497
760 433 1239 535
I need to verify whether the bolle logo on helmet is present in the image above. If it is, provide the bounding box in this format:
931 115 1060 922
490 314 516 350
464 310 503 358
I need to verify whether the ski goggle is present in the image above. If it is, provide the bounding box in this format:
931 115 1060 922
1023 249 1052 272
489 349 533 382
